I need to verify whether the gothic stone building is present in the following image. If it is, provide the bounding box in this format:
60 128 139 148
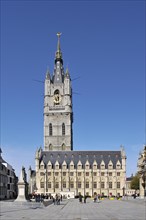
29 34 126 198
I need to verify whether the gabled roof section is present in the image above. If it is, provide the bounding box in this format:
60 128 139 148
47 160 52 166
62 160 67 166
70 160 74 166
85 160 90 165
77 160 82 166
55 160 59 166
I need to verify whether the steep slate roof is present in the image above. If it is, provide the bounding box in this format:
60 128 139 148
40 150 122 169
126 177 133 181
31 170 36 176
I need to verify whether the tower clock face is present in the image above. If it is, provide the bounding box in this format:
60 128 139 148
53 92 61 104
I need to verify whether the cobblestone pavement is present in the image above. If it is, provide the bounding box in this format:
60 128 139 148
0 197 145 220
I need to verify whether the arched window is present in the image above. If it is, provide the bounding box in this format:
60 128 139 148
62 144 66 150
62 123 65 135
49 144 53 150
54 89 59 95
49 123 52 136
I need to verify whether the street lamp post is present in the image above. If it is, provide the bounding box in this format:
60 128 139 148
92 170 93 197
122 186 125 197
69 173 70 192
107 171 109 197
53 172 55 193
76 169 78 196
84 169 85 197
61 168 62 192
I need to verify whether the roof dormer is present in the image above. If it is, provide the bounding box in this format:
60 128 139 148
100 160 105 169
85 160 90 170
47 161 52 170
62 160 67 170
70 160 74 169
77 160 82 170
93 160 97 169
108 160 113 169
40 160 45 170
116 160 121 169
55 160 59 170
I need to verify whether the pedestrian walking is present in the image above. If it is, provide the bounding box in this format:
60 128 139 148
79 194 82 203
53 197 55 205
96 194 99 203
94 194 97 202
84 195 87 203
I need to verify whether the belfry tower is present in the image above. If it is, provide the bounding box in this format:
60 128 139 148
44 33 73 151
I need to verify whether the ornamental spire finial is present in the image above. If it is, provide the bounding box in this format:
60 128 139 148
57 32 62 51
55 32 63 63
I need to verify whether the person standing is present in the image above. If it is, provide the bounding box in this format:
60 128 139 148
53 197 55 205
96 194 99 203
94 194 97 202
79 194 82 203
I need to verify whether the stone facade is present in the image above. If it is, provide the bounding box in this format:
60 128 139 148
137 145 146 198
44 33 73 151
0 148 18 199
32 148 126 197
29 34 126 198
125 176 139 196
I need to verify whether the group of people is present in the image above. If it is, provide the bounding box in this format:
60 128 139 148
79 194 87 203
53 194 63 205
78 194 100 204
28 193 55 203
33 194 47 203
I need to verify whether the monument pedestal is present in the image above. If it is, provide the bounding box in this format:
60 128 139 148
15 166 28 202
15 182 27 202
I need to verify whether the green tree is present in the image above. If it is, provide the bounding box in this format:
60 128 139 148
130 174 139 190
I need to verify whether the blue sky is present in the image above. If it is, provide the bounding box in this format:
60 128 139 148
1 0 145 177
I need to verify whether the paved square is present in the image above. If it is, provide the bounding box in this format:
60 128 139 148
0 198 145 220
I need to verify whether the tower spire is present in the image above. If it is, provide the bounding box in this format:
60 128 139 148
55 32 63 64
57 32 61 51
